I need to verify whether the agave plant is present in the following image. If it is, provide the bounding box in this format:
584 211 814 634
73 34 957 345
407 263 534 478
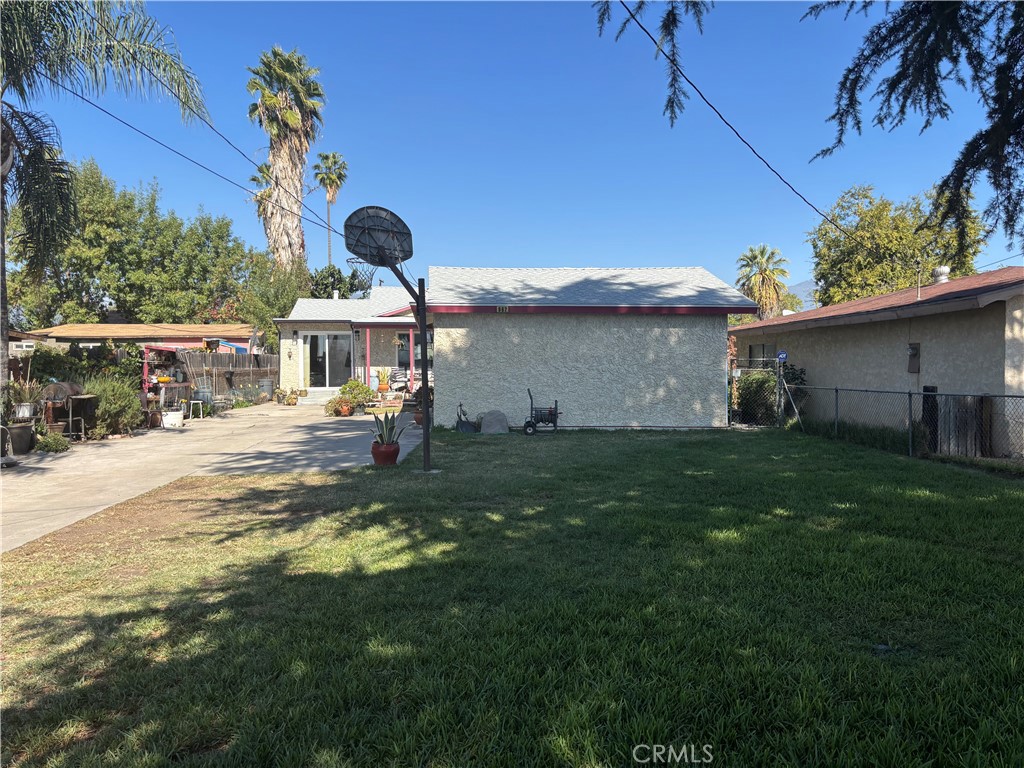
367 412 410 445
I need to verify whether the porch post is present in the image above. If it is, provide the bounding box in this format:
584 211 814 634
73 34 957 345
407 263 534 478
364 328 371 386
408 327 415 392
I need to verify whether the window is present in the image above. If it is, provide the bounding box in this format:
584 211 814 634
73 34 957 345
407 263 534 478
746 343 776 368
396 331 433 370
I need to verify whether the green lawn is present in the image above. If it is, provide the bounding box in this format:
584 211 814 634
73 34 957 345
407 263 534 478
3 430 1023 766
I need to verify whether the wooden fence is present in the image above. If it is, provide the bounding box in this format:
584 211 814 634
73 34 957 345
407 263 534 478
177 352 279 398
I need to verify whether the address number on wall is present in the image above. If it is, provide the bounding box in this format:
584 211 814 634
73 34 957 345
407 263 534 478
496 306 510 313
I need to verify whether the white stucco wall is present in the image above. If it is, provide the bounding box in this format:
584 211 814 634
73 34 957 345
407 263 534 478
433 313 728 429
1006 294 1024 397
732 303 1008 394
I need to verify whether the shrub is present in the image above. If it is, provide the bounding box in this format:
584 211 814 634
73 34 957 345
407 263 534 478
84 375 143 437
337 379 375 407
324 396 353 417
36 432 71 453
736 371 777 425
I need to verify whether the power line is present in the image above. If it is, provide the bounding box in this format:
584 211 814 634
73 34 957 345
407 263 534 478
616 1 920 270
39 72 342 239
79 3 333 232
975 254 1022 270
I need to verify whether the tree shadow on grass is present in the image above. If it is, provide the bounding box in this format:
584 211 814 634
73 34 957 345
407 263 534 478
4 430 1024 765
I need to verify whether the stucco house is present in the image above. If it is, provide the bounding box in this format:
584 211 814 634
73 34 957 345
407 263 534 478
730 266 1023 396
730 266 1024 456
274 287 422 393
427 267 756 428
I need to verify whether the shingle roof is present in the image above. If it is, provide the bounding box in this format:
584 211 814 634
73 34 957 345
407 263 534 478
733 266 1023 334
283 286 411 322
427 267 756 309
31 323 253 340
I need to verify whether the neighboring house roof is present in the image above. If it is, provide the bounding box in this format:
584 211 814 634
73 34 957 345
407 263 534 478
426 267 757 314
9 329 47 342
31 323 254 341
280 286 411 323
732 266 1024 336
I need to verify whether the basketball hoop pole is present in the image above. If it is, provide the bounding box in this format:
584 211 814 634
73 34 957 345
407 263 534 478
384 262 431 472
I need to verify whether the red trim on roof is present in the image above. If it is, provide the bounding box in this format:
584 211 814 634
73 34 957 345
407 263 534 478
378 305 415 317
427 304 754 316
735 266 1023 333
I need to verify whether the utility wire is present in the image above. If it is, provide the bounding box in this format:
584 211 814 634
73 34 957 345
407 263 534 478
40 72 341 237
617 0 919 270
80 3 333 232
975 254 1023 270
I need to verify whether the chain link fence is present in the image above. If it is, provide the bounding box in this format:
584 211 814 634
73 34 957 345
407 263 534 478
728 361 1024 462
789 386 1024 461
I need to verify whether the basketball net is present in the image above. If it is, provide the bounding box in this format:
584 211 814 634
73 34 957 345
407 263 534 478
346 256 377 296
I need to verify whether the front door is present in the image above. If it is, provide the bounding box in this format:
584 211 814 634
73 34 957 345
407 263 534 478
302 333 352 389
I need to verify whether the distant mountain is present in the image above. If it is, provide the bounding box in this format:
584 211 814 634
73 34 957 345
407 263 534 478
788 279 817 310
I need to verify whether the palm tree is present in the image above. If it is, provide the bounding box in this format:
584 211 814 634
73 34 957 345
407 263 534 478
0 0 206 384
312 152 348 265
249 163 274 223
736 244 790 319
247 47 324 269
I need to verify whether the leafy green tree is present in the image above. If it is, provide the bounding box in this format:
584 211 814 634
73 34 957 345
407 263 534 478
8 159 137 327
736 244 790 319
0 0 205 382
235 257 310 353
9 160 271 331
247 47 325 269
596 1 1024 255
310 264 352 299
809 186 984 306
312 152 348 266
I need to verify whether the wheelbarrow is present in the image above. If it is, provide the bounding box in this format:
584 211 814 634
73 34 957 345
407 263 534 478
523 388 559 435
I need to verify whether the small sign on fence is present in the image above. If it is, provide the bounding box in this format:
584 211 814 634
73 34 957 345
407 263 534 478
777 350 788 363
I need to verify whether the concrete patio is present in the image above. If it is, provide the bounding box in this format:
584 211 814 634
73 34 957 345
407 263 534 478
0 403 423 552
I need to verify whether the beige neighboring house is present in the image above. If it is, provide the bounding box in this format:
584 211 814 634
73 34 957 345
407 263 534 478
731 267 1023 395
731 266 1024 456
427 267 757 428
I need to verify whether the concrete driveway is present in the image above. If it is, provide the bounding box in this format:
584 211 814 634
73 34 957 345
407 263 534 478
0 404 422 552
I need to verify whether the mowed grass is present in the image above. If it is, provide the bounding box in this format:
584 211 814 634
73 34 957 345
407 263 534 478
3 430 1023 766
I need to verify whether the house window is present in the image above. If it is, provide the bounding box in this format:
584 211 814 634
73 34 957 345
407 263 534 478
747 343 776 368
12 342 35 352
396 332 433 370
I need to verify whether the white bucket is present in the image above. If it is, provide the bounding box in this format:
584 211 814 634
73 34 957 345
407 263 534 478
162 411 184 428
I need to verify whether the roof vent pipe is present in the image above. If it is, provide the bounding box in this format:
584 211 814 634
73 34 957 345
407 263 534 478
333 289 340 300
932 266 950 284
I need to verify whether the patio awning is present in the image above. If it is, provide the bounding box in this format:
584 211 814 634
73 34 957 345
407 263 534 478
349 317 419 327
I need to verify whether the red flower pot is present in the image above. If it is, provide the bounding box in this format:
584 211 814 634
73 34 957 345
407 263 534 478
371 442 400 466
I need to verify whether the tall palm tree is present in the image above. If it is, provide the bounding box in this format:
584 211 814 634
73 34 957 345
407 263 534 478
247 47 324 269
0 0 206 384
249 163 274 223
312 152 347 265
736 244 790 319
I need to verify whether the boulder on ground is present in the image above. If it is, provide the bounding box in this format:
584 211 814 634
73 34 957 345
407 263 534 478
478 410 509 434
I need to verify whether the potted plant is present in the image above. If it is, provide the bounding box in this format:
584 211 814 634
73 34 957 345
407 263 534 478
285 389 299 406
323 396 354 417
376 367 391 393
273 387 286 404
298 388 309 398
9 380 44 420
368 412 410 465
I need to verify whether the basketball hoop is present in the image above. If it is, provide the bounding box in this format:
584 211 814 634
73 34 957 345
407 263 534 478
346 256 376 297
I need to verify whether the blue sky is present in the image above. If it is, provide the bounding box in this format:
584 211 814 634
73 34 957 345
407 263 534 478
32 1 1017 292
